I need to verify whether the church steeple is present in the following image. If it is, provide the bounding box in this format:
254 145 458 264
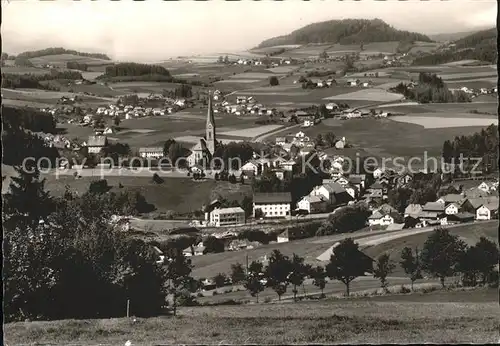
205 91 216 155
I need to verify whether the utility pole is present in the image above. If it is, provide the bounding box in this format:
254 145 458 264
126 299 130 318
246 252 249 276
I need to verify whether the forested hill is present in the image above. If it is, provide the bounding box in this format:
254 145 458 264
453 28 496 50
16 48 111 60
256 19 432 48
413 27 497 65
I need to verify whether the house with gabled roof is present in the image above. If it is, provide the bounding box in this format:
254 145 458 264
86 135 108 154
253 192 292 218
368 181 384 198
296 195 328 214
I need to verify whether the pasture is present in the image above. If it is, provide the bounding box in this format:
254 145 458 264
299 117 493 157
323 88 404 102
1 66 51 75
5 287 498 344
390 115 498 128
218 124 284 138
29 54 114 67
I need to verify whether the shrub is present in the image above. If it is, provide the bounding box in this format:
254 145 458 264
263 297 272 303
399 285 411 294
212 291 218 296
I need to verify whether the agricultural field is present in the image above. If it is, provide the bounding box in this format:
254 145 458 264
323 88 404 102
1 66 52 75
39 174 250 216
1 88 115 107
218 124 284 138
390 115 498 129
29 54 114 67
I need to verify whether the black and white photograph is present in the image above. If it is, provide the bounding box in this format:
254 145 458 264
2 0 498 344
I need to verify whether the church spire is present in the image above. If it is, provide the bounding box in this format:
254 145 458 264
205 90 216 155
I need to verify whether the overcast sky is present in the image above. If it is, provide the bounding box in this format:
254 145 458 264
2 0 497 62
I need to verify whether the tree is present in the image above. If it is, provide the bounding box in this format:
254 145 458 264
203 236 225 254
458 237 499 286
345 54 354 70
244 261 265 302
311 265 327 297
373 254 396 290
213 273 227 288
269 76 280 86
315 134 324 147
88 179 110 195
113 116 121 127
230 263 246 285
163 139 176 157
324 132 337 148
228 174 237 184
319 50 329 59
217 56 224 63
325 238 373 296
400 246 422 291
287 253 308 302
265 250 292 301
387 188 412 214
165 253 193 316
420 228 467 288
223 55 229 64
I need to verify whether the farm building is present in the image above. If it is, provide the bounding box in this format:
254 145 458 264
138 147 164 159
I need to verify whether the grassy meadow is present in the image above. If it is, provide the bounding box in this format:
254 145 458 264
4 287 498 345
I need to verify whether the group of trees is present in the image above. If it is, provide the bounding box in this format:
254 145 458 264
316 203 371 236
3 106 57 133
213 142 255 170
163 138 188 163
2 70 83 90
100 63 171 78
390 73 470 104
442 124 499 174
269 76 280 86
217 55 230 64
3 166 188 322
66 61 89 71
221 228 498 303
386 173 443 212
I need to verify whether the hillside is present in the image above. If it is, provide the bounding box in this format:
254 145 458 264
428 29 491 43
413 28 497 65
15 47 111 61
257 19 432 48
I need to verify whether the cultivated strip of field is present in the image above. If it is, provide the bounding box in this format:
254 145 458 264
218 125 284 138
390 115 498 128
323 89 404 102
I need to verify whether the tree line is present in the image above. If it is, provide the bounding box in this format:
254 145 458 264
390 72 470 103
2 70 83 90
2 106 57 133
99 63 171 78
442 124 499 174
219 228 498 302
66 61 89 71
15 47 111 60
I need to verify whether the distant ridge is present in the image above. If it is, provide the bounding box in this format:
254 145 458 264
15 47 111 61
256 18 433 48
428 28 492 43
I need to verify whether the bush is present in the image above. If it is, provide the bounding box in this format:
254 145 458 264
263 297 272 303
399 285 411 294
212 291 218 296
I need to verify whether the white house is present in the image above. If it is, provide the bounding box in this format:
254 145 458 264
373 168 385 179
209 207 245 227
476 202 499 221
296 195 327 214
477 181 493 193
253 192 292 218
86 135 108 154
277 230 290 243
326 102 338 111
368 211 394 226
444 203 460 215
138 147 164 159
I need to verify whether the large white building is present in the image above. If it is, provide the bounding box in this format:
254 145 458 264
138 147 164 159
209 207 246 227
253 192 292 218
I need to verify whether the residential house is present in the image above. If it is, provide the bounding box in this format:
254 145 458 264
183 242 205 257
422 202 446 214
253 192 292 218
349 174 366 190
396 173 413 187
436 194 465 205
296 195 328 214
444 203 460 215
335 138 346 149
86 135 108 154
373 168 385 179
209 207 246 227
277 230 290 243
477 181 496 193
241 160 260 176
368 181 384 198
326 102 339 111
361 81 373 88
447 212 475 224
276 137 288 146
311 181 353 206
368 211 395 227
475 200 499 221
295 111 316 127
138 147 164 159
346 79 360 87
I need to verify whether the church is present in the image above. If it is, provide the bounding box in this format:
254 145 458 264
187 92 217 167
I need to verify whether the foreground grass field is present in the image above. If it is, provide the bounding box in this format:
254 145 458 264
5 288 498 344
